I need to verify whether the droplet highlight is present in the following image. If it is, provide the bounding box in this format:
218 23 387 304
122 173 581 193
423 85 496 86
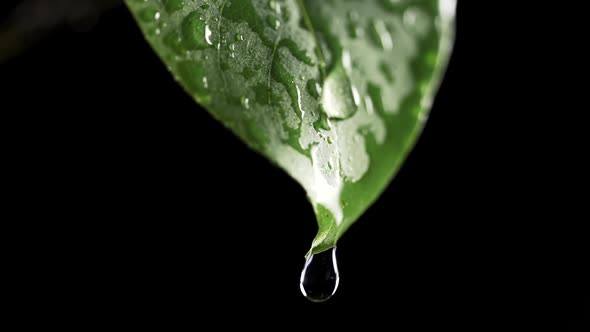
205 25 214 45
241 96 250 109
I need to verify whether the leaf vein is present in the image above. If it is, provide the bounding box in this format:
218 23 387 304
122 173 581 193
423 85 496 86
295 0 326 79
217 0 228 90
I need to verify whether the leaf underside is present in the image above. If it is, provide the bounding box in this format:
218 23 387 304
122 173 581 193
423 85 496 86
126 0 456 255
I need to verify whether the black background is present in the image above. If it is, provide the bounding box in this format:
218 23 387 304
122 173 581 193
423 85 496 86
1 0 587 329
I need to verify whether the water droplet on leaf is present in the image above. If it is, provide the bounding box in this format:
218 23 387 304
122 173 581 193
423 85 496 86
306 79 322 99
138 7 158 22
177 61 209 103
266 16 281 30
241 96 250 109
181 12 210 50
314 109 331 131
205 25 214 45
321 64 358 120
162 0 184 14
369 19 393 50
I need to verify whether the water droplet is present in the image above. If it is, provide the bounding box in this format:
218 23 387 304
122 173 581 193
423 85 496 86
347 11 359 21
347 22 363 39
306 79 322 99
181 12 210 50
300 247 339 302
162 0 183 14
346 11 364 38
403 7 430 37
163 31 183 54
242 67 256 80
342 50 352 73
269 0 282 14
314 109 331 131
364 95 374 115
229 43 236 58
379 0 403 12
280 6 290 21
351 85 361 108
205 25 214 45
266 16 281 30
278 39 314 65
177 61 209 103
403 8 418 26
367 83 386 115
295 84 304 119
138 7 158 22
379 62 395 83
241 96 250 109
369 19 393 50
321 64 358 120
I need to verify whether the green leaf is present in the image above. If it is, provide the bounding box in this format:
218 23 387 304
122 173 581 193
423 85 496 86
125 0 456 255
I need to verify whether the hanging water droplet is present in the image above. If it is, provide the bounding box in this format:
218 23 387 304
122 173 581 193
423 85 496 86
300 247 340 302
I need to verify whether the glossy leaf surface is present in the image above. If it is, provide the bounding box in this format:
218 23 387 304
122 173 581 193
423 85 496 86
126 0 456 255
